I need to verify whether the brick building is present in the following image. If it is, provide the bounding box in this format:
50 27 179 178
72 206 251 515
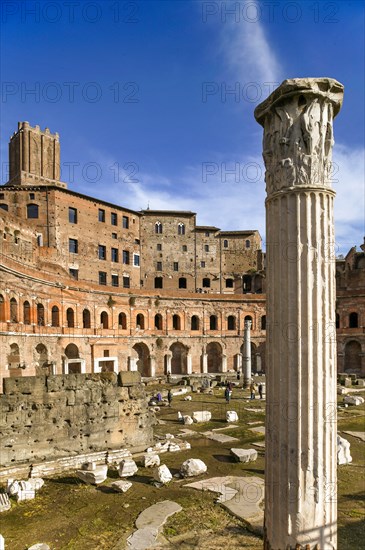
0 122 363 386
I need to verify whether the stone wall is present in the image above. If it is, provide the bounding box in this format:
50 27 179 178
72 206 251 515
0 372 153 468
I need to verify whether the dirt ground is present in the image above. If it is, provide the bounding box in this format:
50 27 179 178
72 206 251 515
1 382 364 549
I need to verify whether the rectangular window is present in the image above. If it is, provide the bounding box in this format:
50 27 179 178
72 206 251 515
112 233 117 239
69 238 78 254
173 262 179 271
0 193 4 199
156 261 162 271
182 245 187 252
205 231 210 237
111 274 119 287
111 212 117 225
200 261 205 268
98 245 106 260
98 209 105 222
111 248 119 262
69 207 77 224
122 215 129 229
99 271 107 285
123 250 130 264
29 193 35 200
157 243 162 251
204 244 209 252
69 268 79 280
133 254 140 267
123 276 130 288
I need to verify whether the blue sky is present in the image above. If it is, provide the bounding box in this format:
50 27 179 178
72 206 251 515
1 0 364 254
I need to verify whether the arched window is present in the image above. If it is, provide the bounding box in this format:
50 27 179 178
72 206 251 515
243 275 252 292
0 294 5 322
245 239 251 248
118 312 127 329
66 308 75 328
136 313 145 329
27 204 39 219
83 309 91 328
155 314 163 330
179 277 187 289
223 239 228 248
100 311 109 329
336 313 340 329
349 312 358 328
51 306 59 327
227 315 236 330
155 221 162 234
10 298 17 322
8 343 20 367
191 315 199 331
23 301 31 324
0 204 8 211
37 303 45 326
210 315 217 330
261 315 266 330
173 314 181 330
178 223 185 235
154 277 163 289
203 278 211 288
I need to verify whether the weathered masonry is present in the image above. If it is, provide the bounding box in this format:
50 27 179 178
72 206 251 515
0 372 153 468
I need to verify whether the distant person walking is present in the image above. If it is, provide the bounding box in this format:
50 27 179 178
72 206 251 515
224 386 231 403
167 389 173 407
258 383 263 399
250 382 256 400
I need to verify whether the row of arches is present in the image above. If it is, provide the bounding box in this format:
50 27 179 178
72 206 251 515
0 295 266 332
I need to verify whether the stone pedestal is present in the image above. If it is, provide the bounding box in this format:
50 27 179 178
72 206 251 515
243 320 252 387
255 78 343 550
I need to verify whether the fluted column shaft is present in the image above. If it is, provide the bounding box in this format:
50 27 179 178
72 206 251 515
243 319 252 387
255 78 344 550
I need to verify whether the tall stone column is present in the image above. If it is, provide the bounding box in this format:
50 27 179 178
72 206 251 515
186 353 192 375
243 320 252 387
255 78 343 549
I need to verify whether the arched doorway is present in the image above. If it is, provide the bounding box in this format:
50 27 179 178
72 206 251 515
133 343 150 376
344 341 361 373
207 342 222 373
65 343 82 373
8 343 23 377
170 342 188 374
35 344 49 375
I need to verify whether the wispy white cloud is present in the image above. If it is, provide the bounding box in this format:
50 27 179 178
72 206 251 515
219 0 283 85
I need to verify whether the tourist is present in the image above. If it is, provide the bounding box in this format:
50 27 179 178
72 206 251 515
167 389 173 406
224 385 231 403
250 381 256 399
236 370 241 381
258 383 263 399
156 392 162 402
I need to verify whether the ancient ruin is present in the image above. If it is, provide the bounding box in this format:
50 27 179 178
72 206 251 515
255 78 344 549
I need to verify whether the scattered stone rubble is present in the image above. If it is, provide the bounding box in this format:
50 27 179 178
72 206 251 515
76 464 108 485
344 395 364 406
230 448 258 463
126 500 182 549
0 493 11 512
180 459 207 478
118 459 138 478
337 435 352 465
111 480 132 493
192 411 212 423
6 478 45 502
226 410 239 422
143 453 160 468
154 464 172 485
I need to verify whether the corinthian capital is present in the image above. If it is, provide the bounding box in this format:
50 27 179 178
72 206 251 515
254 78 344 196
